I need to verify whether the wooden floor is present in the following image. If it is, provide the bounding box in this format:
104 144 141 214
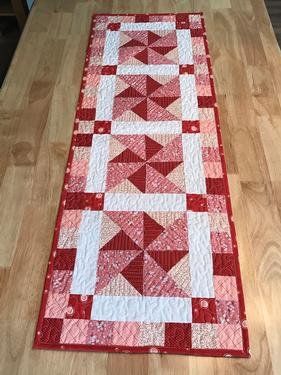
0 0 281 374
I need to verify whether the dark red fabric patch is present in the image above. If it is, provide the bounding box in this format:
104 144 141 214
101 65 117 75
74 133 93 147
191 29 204 37
66 295 93 319
65 192 104 210
187 194 207 212
53 249 76 271
77 108 96 121
135 14 149 23
39 318 63 344
94 121 111 134
165 323 191 348
197 96 215 108
107 22 120 30
206 178 225 195
175 14 190 29
192 298 218 323
213 253 236 276
182 120 200 133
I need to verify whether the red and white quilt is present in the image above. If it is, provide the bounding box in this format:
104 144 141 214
34 13 250 357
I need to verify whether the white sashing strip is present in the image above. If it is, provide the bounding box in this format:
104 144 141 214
91 296 192 323
182 133 206 194
180 75 199 120
117 64 178 75
95 75 116 120
85 134 109 192
188 212 215 298
176 29 194 65
120 22 176 31
104 193 186 211
111 121 182 134
102 30 120 65
71 211 102 295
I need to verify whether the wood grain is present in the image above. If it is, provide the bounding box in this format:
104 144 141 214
0 0 281 374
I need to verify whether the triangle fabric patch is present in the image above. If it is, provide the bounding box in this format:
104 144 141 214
134 48 149 64
143 252 188 297
132 99 148 120
101 230 142 251
106 162 144 191
111 148 144 163
148 161 182 176
106 211 144 248
145 135 163 160
145 215 188 251
121 252 144 294
97 274 142 296
122 39 146 47
143 212 164 248
128 164 146 193
147 30 162 45
147 250 186 272
116 86 145 98
168 254 192 296
150 46 177 56
149 135 183 162
95 250 142 293
146 76 162 96
145 164 183 193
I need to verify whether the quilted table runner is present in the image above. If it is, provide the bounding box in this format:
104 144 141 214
34 13 250 357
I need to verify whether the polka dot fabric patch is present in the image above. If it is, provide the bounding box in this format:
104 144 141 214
34 13 250 358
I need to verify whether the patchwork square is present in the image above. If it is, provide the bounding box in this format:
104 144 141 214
34 13 249 358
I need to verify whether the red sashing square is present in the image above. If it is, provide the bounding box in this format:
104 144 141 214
101 65 117 75
39 318 63 344
77 108 96 121
206 178 225 195
135 14 149 22
107 22 120 30
53 249 76 271
165 323 191 348
65 192 104 210
175 14 189 29
94 121 111 134
192 298 217 323
66 295 93 319
74 133 93 147
179 64 194 75
187 194 207 212
213 253 235 276
182 120 200 133
191 28 204 37
197 96 215 108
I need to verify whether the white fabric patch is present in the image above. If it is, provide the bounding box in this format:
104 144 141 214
104 193 187 211
117 64 178 75
95 75 116 120
85 135 109 193
91 296 192 322
188 212 215 298
102 31 120 65
180 75 199 120
71 211 102 295
177 30 194 65
120 22 176 31
111 121 182 134
182 133 206 194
